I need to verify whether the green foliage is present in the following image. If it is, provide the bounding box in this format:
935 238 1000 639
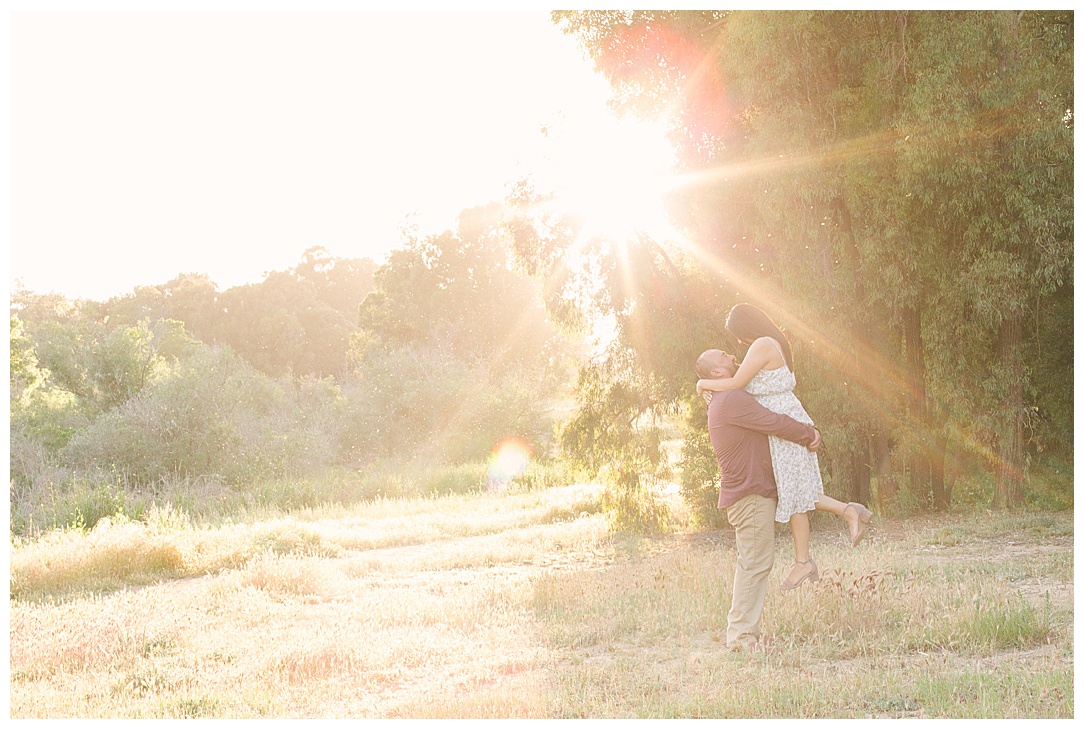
10 315 94 454
346 205 575 465
342 336 555 465
599 475 673 534
357 204 558 360
513 458 578 493
676 428 728 529
67 481 149 532
546 10 1073 521
91 247 378 378
31 317 183 414
551 10 731 161
59 347 330 484
10 315 44 403
9 216 578 536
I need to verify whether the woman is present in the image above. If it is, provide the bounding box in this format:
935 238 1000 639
697 303 872 590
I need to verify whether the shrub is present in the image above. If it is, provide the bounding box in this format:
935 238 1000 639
599 468 673 533
339 345 556 465
677 427 728 528
61 347 333 484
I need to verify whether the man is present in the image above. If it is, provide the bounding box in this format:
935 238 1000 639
695 348 821 651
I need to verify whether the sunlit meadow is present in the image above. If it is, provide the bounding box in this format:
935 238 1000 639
9 478 1072 719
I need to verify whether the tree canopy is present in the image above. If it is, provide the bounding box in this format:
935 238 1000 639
518 10 1073 516
10 213 579 522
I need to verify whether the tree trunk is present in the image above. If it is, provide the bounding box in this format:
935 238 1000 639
902 305 932 508
943 436 961 506
830 196 875 509
992 312 1026 508
871 430 895 511
854 433 872 506
930 430 950 510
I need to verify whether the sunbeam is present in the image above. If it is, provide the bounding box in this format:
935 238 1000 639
535 115 681 248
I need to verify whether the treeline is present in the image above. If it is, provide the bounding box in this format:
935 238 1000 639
10 205 577 534
506 10 1073 523
10 11 1073 535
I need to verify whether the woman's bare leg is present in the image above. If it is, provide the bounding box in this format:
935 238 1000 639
783 512 815 586
815 494 871 544
790 512 811 562
813 494 848 517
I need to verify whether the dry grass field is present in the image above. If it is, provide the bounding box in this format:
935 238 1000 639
8 482 1074 718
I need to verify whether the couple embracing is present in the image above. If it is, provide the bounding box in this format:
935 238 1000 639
696 303 872 652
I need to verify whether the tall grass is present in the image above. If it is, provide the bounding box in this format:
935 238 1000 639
9 457 571 538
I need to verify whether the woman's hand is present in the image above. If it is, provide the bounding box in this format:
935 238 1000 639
696 380 713 404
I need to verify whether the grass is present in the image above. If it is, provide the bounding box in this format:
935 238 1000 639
8 482 1073 719
11 457 567 538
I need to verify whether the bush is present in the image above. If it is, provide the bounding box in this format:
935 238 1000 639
677 427 728 529
510 458 576 492
599 468 673 533
60 347 338 485
339 345 556 465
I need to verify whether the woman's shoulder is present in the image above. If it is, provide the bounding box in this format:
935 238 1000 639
750 336 787 366
750 336 784 353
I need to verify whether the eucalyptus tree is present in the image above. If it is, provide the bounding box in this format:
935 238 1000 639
542 10 899 510
546 10 1072 514
887 11 1073 507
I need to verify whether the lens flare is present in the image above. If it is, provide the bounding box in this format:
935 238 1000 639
539 114 679 247
488 438 532 485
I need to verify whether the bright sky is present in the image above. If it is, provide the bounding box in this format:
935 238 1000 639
8 8 679 302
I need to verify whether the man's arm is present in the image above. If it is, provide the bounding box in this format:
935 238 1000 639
722 390 818 448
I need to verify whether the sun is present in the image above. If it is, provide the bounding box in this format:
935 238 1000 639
542 115 680 245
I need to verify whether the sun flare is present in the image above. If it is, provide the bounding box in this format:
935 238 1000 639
490 438 532 481
543 116 679 246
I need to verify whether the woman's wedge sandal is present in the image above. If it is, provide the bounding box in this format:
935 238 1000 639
780 558 819 591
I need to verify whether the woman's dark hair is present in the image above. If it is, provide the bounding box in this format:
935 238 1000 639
724 303 794 370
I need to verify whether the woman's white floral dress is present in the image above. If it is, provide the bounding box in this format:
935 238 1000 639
743 338 823 523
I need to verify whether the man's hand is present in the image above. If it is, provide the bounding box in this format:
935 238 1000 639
807 428 821 452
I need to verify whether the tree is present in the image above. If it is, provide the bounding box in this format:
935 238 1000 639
101 272 219 340
889 11 1073 507
348 205 574 463
357 204 561 367
31 317 189 415
92 249 377 379
294 246 379 319
10 315 44 405
546 10 1072 516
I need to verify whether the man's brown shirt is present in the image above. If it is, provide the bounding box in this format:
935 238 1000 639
706 389 818 509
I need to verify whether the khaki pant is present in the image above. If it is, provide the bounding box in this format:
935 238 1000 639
725 493 777 648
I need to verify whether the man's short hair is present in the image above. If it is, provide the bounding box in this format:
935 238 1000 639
696 349 724 379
